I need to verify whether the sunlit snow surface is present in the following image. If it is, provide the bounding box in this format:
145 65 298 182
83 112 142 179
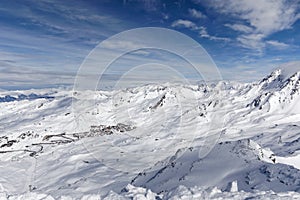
0 69 300 199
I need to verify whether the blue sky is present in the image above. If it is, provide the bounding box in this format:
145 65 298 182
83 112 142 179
1 0 300 89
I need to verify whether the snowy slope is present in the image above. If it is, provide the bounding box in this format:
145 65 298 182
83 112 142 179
0 69 299 199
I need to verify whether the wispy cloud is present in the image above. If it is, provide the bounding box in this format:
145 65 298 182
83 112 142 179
204 0 300 50
188 8 206 19
171 19 199 30
0 27 86 71
101 40 142 50
278 60 300 76
199 27 230 42
171 19 230 41
0 0 130 89
123 0 161 11
266 40 290 49
16 1 123 42
224 24 253 33
236 33 265 51
0 61 75 90
219 60 285 82
1 0 299 89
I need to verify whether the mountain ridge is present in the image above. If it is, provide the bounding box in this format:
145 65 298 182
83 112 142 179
0 68 299 199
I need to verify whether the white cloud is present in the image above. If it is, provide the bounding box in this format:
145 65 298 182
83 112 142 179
188 8 206 19
199 27 230 41
199 27 209 37
0 61 75 89
209 0 299 35
101 40 141 50
172 19 230 41
237 33 265 50
224 24 253 33
205 0 300 50
171 19 198 30
266 40 289 49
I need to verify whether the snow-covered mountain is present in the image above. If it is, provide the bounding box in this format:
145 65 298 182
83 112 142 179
0 69 300 199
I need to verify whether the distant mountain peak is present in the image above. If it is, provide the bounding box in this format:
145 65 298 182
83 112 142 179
281 71 300 95
247 69 300 111
259 69 283 90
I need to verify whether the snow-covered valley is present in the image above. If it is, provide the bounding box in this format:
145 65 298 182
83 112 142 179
0 68 300 199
